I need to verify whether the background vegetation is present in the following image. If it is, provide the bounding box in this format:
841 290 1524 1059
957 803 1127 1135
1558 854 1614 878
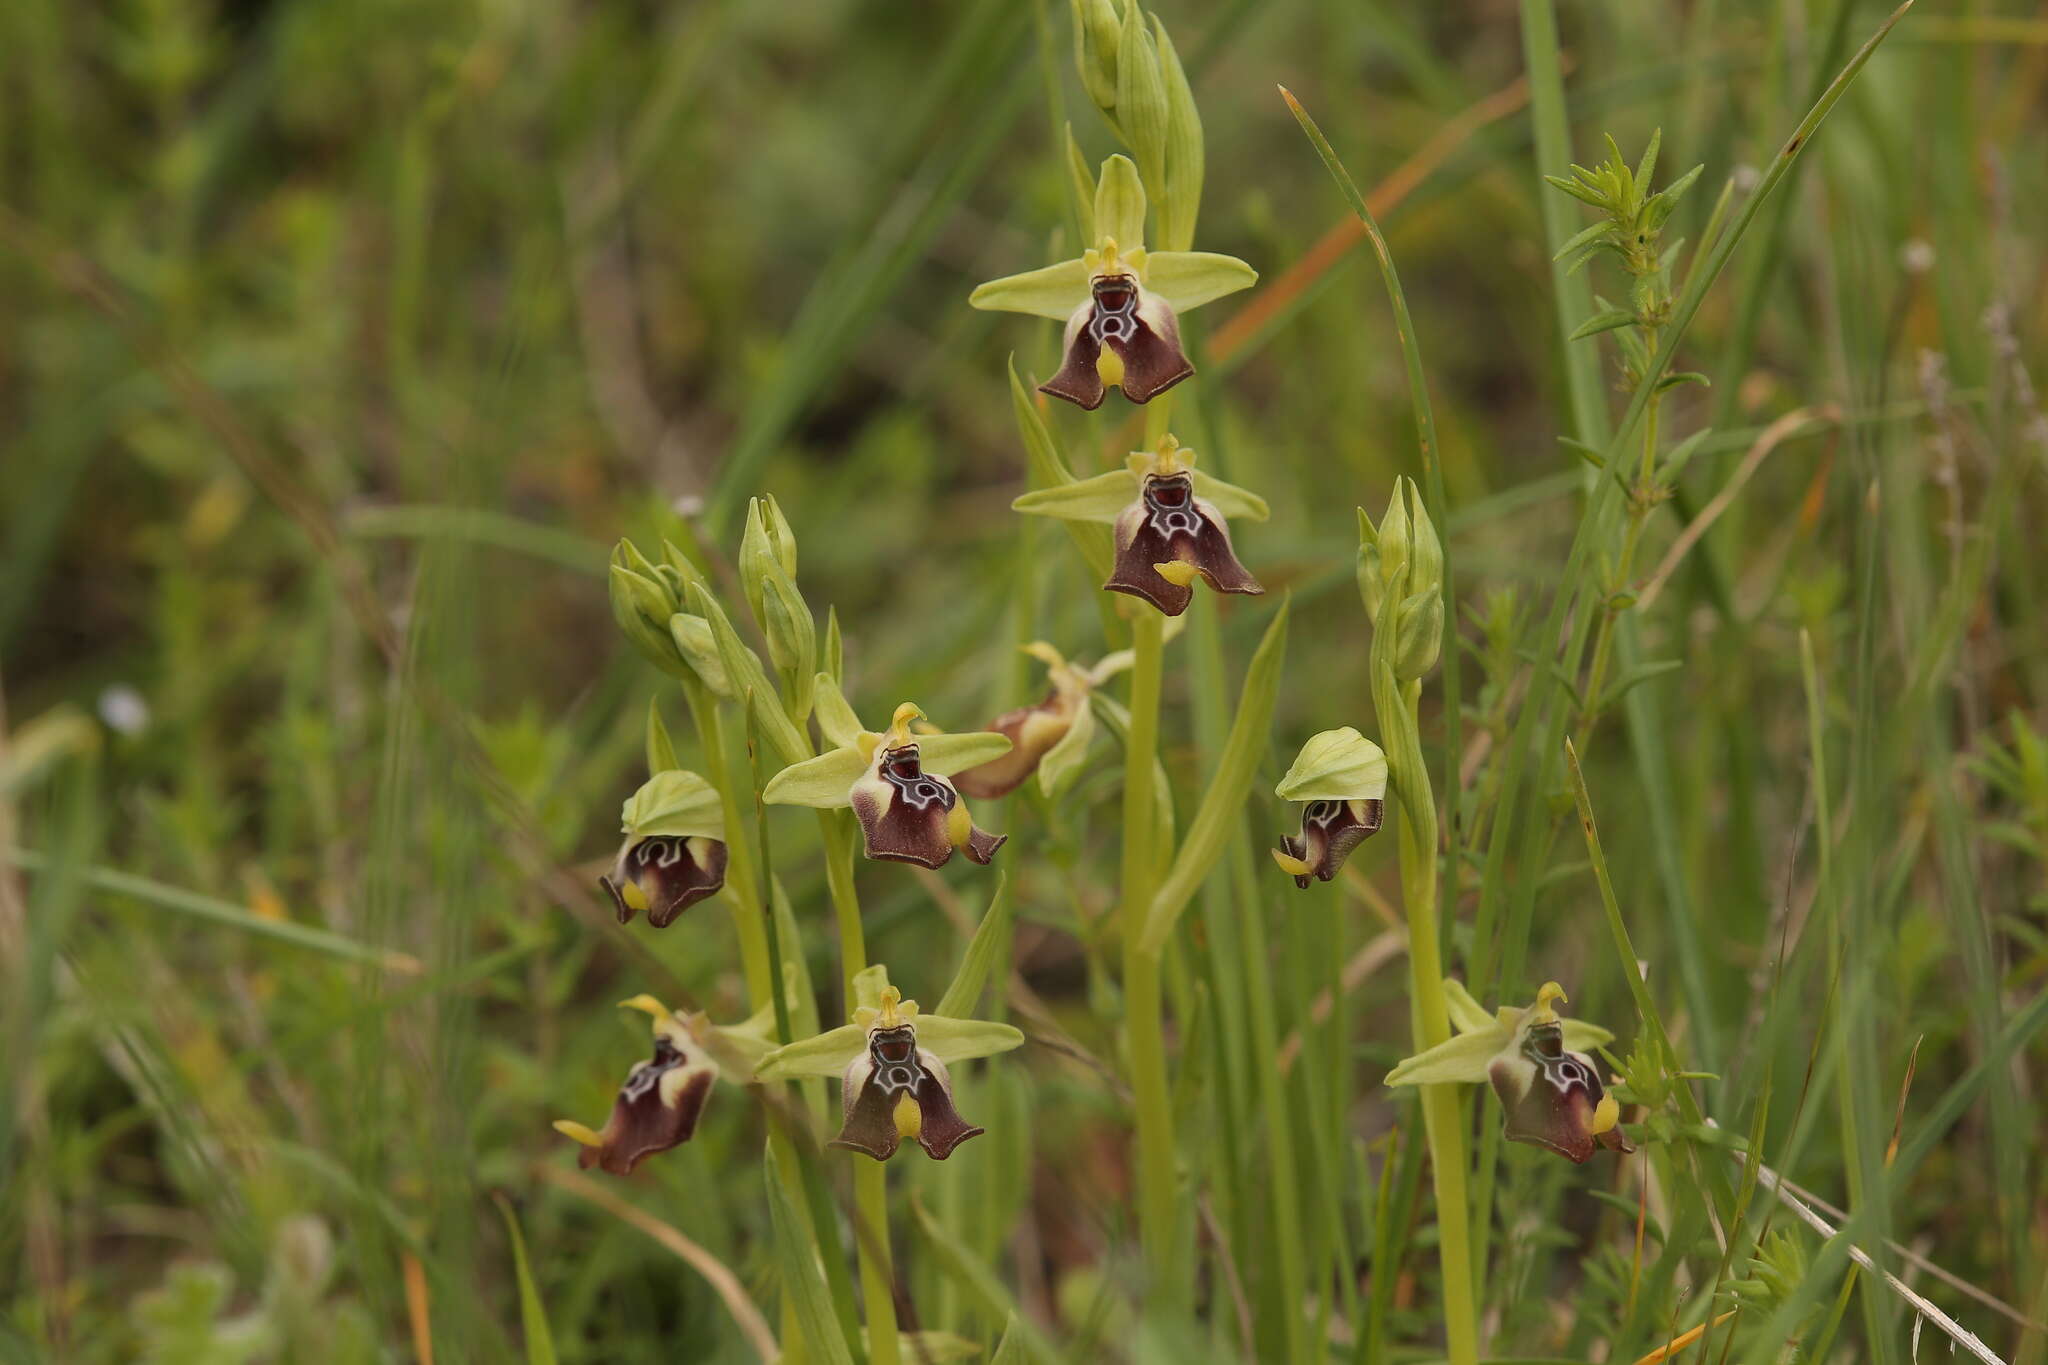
2 0 2044 1360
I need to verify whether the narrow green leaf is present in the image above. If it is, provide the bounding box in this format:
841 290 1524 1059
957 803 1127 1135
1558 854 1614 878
909 1198 1065 1363
767 1149 858 1365
3 852 419 971
493 1196 560 1365
1569 309 1636 341
1140 598 1289 953
646 698 680 775
1007 358 1113 578
935 870 1014 1019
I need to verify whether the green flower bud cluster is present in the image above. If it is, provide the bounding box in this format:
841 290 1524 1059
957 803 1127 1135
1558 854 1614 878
1069 0 1203 250
609 537 728 692
1358 476 1443 682
1547 129 1703 339
739 496 817 722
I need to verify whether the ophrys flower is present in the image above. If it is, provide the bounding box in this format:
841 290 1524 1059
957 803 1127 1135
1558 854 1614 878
601 770 728 927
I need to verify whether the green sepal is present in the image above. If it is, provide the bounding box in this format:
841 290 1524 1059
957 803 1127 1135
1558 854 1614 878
916 1015 1026 1065
917 731 1014 777
684 584 806 765
1274 726 1388 802
667 613 731 697
1142 251 1255 314
1064 124 1097 243
1384 1030 1501 1087
969 258 1089 320
620 769 725 840
754 1022 868 1080
761 747 866 809
1094 154 1147 250
1190 468 1269 522
1011 469 1135 524
1442 978 1495 1035
1037 696 1097 799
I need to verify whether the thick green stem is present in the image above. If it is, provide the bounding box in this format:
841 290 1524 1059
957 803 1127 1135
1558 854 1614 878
817 812 899 1365
1118 610 1178 1301
1373 662 1478 1365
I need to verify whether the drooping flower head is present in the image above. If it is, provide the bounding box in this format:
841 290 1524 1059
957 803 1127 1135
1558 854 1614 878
969 155 1255 410
953 641 1137 799
601 770 728 927
555 989 785 1176
764 686 1011 869
1270 727 1388 888
1387 981 1633 1164
755 966 1025 1163
1014 435 1265 618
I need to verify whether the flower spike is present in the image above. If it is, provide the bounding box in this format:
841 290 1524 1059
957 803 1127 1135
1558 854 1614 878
970 155 1256 409
1386 980 1632 1164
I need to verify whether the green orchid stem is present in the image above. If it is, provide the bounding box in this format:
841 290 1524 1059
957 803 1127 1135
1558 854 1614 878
686 679 772 1004
1578 336 1664 742
817 811 902 1365
1119 608 1180 1304
1373 662 1479 1365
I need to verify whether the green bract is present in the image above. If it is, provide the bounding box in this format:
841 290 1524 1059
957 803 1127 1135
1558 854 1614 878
1274 727 1388 802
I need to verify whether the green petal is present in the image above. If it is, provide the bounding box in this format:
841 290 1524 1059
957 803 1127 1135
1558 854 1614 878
917 731 1014 777
1037 697 1097 799
812 673 866 750
621 769 726 840
1561 1019 1615 1052
1274 727 1388 802
916 1015 1026 1065
1142 250 1257 312
1191 470 1270 523
762 747 866 808
969 258 1090 320
1012 469 1137 524
1384 1029 1505 1087
1442 978 1495 1036
754 1024 868 1080
1094 153 1147 250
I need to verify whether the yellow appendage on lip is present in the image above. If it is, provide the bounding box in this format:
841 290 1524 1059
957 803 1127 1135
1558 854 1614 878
893 1093 922 1138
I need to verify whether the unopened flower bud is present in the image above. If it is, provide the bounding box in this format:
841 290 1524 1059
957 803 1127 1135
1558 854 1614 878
1360 479 1444 680
1071 0 1121 115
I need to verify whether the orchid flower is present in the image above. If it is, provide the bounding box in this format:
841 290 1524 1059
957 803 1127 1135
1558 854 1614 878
953 641 1137 799
554 993 779 1175
1270 727 1388 888
600 770 728 928
1387 981 1633 1164
1014 435 1265 617
755 966 1024 1162
969 155 1255 409
764 686 1011 868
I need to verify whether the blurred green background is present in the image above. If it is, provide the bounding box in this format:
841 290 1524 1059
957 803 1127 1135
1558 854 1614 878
3 0 2045 1360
